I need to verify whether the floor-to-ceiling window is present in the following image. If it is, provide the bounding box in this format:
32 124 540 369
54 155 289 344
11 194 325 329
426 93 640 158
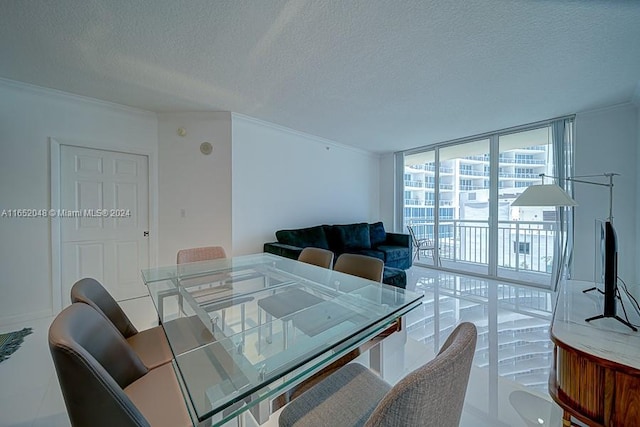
401 119 573 288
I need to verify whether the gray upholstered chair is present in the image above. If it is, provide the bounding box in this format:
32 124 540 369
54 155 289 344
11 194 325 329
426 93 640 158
176 245 226 264
256 247 333 350
70 277 172 370
334 253 384 282
278 322 477 427
297 247 334 269
49 303 192 427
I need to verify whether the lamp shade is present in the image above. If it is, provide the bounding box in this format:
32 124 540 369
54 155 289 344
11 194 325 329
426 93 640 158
511 184 578 207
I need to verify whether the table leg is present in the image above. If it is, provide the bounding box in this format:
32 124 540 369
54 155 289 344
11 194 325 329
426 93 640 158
247 395 270 425
257 308 262 353
266 313 273 344
369 317 407 381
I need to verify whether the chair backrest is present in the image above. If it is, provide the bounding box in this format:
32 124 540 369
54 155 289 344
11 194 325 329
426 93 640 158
334 253 384 282
49 303 150 427
298 247 334 269
407 226 435 248
71 277 138 338
406 225 418 245
365 322 477 427
177 246 227 264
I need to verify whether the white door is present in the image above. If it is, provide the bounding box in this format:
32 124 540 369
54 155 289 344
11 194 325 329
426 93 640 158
60 145 149 303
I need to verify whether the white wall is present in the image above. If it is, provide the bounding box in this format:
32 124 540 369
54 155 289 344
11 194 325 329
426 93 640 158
573 103 638 284
231 114 381 255
157 112 232 266
379 153 397 231
0 79 158 324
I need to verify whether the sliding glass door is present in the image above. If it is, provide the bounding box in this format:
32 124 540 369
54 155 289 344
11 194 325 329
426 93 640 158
401 121 568 288
497 128 554 284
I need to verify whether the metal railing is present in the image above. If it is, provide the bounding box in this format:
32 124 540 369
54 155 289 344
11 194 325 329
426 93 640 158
425 183 454 190
406 199 454 207
425 165 454 173
459 169 486 176
498 157 546 165
408 220 556 274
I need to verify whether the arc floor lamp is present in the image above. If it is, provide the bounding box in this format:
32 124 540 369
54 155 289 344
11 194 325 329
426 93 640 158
512 172 635 331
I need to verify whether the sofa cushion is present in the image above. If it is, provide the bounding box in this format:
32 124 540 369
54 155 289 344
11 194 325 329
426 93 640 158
276 226 329 249
376 245 408 263
369 222 387 247
354 249 385 262
332 223 371 251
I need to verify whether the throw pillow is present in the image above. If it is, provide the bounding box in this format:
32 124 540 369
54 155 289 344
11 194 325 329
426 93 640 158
276 226 330 249
333 223 371 250
369 222 387 247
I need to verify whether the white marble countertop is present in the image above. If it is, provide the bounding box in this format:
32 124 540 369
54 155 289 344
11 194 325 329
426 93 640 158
551 280 640 370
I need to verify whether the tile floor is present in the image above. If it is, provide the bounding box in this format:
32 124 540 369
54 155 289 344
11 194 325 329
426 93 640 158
0 266 564 427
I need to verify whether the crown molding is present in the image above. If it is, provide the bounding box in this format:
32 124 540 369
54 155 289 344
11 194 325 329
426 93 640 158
576 101 636 117
231 112 379 158
0 77 156 118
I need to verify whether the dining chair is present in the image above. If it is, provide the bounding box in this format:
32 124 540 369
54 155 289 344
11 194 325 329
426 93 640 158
278 322 477 427
70 277 173 370
334 253 384 282
297 247 334 268
407 225 441 265
257 247 332 351
176 245 227 264
176 245 244 335
49 303 192 427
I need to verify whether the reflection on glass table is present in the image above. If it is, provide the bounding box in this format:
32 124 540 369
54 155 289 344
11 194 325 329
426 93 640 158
142 253 423 426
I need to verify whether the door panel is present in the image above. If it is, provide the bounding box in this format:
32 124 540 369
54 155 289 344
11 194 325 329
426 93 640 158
60 145 149 302
76 243 104 280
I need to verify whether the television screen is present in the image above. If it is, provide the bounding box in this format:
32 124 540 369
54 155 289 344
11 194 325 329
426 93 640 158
594 219 617 316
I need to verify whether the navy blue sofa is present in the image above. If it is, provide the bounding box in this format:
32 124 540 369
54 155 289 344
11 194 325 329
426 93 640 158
263 222 412 270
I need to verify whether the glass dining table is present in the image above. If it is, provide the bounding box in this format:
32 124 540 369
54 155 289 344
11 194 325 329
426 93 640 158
142 253 423 426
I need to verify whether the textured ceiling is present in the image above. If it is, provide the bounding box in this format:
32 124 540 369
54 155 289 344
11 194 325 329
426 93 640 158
1 0 640 153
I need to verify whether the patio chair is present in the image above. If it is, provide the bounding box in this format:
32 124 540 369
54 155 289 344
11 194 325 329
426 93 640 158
407 225 441 265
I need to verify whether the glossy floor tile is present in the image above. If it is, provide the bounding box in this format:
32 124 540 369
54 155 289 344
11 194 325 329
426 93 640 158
0 266 563 427
403 267 563 427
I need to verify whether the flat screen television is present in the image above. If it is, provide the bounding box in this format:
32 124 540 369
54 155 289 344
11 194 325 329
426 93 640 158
600 220 617 316
587 220 635 330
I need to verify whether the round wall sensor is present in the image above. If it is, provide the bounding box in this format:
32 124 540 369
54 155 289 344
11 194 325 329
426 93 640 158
200 142 213 155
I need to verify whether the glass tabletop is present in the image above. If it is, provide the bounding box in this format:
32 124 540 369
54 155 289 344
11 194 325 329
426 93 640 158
142 253 423 425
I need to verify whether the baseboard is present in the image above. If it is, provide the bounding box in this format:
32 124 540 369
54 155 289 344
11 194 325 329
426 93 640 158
0 309 53 328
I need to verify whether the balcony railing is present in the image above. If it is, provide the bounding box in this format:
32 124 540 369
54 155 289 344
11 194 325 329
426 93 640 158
459 169 486 176
425 165 454 173
408 220 556 274
406 199 454 206
499 157 546 165
425 183 454 190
